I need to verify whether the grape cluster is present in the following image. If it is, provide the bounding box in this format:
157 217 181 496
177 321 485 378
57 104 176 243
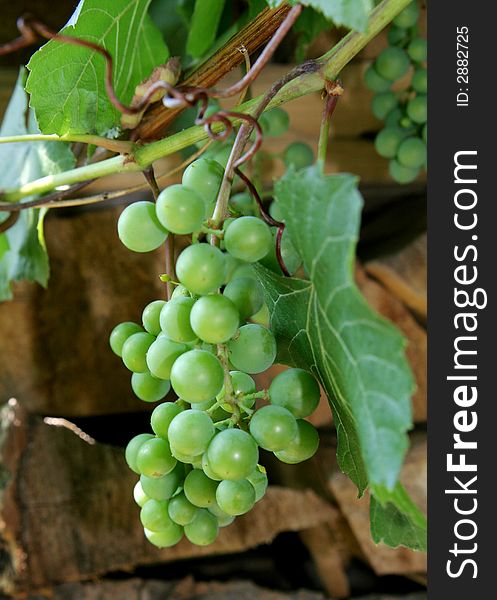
110 129 321 547
364 0 427 183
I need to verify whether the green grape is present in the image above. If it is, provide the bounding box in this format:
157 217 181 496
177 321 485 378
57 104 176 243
212 145 232 168
230 371 256 396
151 401 184 439
208 502 236 527
406 94 427 123
269 368 321 418
125 433 154 474
144 524 183 548
140 499 174 531
407 37 427 63
422 123 427 144
142 300 166 336
131 371 170 403
183 469 219 508
393 1 419 29
184 509 219 545
397 137 426 168
283 142 314 170
411 68 427 94
375 47 410 80
374 127 406 159
190 295 240 344
140 462 183 500
109 322 143 357
259 227 302 276
146 336 187 380
268 201 283 222
223 253 242 284
224 217 272 263
171 445 202 466
230 262 257 282
227 324 276 374
176 243 226 295
274 419 319 464
168 492 199 525
133 480 150 507
216 479 255 516
117 201 168 253
247 466 268 502
389 159 420 183
170 350 224 402
155 184 206 234
201 453 223 481
363 64 391 93
250 303 270 328
190 398 216 411
249 405 298 451
136 438 177 478
229 192 256 216
159 297 197 344
371 92 398 120
182 158 224 214
387 25 409 46
171 284 190 299
261 107 289 137
168 409 216 456
384 107 403 127
121 332 156 373
207 429 259 480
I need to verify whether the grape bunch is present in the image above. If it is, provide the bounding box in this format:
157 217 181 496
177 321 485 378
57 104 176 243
110 125 321 547
364 0 427 183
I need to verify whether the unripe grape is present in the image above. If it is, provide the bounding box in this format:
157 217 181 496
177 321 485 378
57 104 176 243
387 25 409 46
261 107 290 137
393 1 419 29
407 38 427 63
171 284 190 299
133 480 149 507
371 92 398 120
182 158 224 214
223 276 264 320
374 127 406 159
375 47 410 80
249 405 298 451
184 509 219 545
227 324 276 374
144 524 183 548
201 453 223 481
247 466 268 502
216 479 255 516
176 243 225 295
140 499 174 531
411 68 427 94
363 64 391 93
168 409 216 456
160 297 197 344
384 107 403 128
224 216 272 263
155 184 206 234
140 462 183 500
125 433 154 474
170 350 224 403
406 94 427 123
142 300 166 336
190 295 240 344
230 371 256 396
389 159 420 184
131 371 170 403
151 401 184 439
259 227 302 276
208 502 235 527
168 492 198 525
183 469 218 508
147 336 188 380
283 142 314 170
117 201 168 253
229 192 257 216
207 429 259 480
109 322 143 357
269 368 321 418
122 332 156 373
136 438 177 478
397 137 426 169
274 419 319 464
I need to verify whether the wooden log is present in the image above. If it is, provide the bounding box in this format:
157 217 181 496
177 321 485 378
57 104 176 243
0 400 336 595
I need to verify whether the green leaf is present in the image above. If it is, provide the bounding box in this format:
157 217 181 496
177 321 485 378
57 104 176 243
370 483 427 551
26 0 169 136
256 166 414 492
186 0 226 58
267 0 373 31
0 69 75 301
292 8 331 62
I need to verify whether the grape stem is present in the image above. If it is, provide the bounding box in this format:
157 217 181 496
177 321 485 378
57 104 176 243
216 344 240 423
317 80 344 169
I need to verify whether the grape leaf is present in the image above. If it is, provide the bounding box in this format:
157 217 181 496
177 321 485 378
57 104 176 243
256 167 414 492
0 70 75 301
26 0 169 136
370 483 427 551
267 0 372 31
187 0 226 58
